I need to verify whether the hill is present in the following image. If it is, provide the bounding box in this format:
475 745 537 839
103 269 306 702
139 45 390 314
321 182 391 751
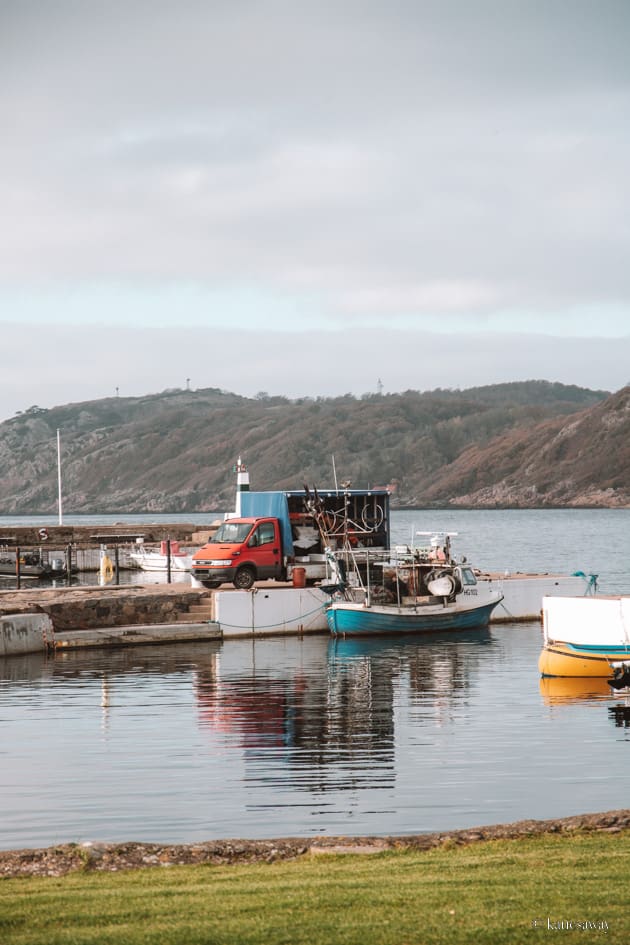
0 381 624 514
420 385 630 508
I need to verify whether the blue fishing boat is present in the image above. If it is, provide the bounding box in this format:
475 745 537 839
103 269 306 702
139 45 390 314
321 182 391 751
322 534 504 637
326 595 503 635
326 593 503 636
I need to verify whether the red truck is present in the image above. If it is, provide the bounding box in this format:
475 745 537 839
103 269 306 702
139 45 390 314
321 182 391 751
192 488 391 590
192 517 286 589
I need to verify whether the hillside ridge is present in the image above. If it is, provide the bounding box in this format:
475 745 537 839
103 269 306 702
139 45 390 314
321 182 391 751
1 381 627 513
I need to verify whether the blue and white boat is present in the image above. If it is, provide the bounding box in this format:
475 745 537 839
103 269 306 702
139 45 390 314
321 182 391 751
323 534 504 637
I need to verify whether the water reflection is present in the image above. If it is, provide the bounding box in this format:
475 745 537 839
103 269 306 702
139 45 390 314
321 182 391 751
193 631 493 794
194 646 395 792
6 642 220 681
539 676 613 705
538 675 630 739
347 629 492 698
2 626 630 849
608 704 630 729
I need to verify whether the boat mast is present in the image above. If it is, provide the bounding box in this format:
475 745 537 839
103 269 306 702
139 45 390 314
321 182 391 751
57 428 63 525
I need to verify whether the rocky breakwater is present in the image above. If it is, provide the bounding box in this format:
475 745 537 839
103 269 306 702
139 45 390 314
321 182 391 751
0 585 209 633
1 809 628 877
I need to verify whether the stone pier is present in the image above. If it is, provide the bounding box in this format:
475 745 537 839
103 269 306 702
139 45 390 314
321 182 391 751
0 585 218 651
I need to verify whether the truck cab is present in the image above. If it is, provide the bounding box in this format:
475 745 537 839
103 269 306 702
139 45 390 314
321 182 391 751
192 517 284 589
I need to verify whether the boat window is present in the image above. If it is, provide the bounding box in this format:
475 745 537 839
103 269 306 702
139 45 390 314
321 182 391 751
211 522 253 544
460 567 477 586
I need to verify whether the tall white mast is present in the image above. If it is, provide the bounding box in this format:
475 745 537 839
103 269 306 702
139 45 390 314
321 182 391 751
57 428 63 525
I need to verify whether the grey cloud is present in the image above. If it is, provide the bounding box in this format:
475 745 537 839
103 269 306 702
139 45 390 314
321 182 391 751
0 1 629 315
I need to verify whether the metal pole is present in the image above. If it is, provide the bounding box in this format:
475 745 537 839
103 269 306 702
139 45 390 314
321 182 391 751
166 538 172 583
57 428 63 525
114 545 120 585
15 546 21 590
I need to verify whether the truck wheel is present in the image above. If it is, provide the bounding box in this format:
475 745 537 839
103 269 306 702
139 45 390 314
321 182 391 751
202 581 221 589
233 567 256 590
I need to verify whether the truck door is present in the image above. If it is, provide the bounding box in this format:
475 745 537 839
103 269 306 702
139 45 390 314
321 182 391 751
246 520 281 579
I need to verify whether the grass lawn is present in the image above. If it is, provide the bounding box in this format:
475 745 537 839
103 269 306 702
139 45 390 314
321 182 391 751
1 831 627 945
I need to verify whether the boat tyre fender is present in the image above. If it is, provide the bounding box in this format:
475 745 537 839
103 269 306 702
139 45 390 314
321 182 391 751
38 528 49 541
448 568 463 594
427 569 457 598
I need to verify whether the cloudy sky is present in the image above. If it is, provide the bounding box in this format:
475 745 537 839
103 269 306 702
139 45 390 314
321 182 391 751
1 0 629 421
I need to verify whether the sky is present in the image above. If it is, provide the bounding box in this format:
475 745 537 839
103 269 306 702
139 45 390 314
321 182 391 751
1 0 629 422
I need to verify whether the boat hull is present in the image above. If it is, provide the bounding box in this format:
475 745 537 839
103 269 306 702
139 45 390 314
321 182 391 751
129 553 192 573
0 558 65 579
326 595 503 636
538 642 630 678
0 565 54 579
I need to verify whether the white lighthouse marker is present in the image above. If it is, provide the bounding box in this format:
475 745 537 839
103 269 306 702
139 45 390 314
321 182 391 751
234 456 250 516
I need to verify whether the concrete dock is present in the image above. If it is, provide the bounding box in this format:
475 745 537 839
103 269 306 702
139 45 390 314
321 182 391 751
0 614 53 656
0 584 220 655
53 622 221 649
0 611 221 655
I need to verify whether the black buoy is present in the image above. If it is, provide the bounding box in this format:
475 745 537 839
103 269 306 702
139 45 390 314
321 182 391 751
609 662 630 691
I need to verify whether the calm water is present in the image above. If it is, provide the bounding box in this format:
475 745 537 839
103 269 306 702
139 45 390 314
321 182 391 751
0 509 629 850
1 507 628 594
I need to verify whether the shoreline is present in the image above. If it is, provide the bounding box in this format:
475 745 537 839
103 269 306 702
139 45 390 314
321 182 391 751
2 809 628 879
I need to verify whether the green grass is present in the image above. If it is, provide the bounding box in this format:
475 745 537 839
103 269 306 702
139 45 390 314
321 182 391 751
1 832 628 945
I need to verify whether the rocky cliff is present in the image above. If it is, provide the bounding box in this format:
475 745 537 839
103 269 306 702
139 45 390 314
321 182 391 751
420 386 630 507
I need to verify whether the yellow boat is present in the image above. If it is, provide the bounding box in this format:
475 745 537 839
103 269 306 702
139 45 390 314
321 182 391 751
540 595 630 683
538 642 630 678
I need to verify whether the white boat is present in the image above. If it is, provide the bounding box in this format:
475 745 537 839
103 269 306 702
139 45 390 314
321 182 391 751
129 540 192 572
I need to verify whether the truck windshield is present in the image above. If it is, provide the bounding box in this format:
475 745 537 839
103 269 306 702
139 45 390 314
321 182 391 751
211 522 253 544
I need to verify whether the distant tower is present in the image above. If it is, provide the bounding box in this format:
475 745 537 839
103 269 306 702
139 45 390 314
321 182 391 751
377 378 383 396
186 378 191 391
233 456 250 516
